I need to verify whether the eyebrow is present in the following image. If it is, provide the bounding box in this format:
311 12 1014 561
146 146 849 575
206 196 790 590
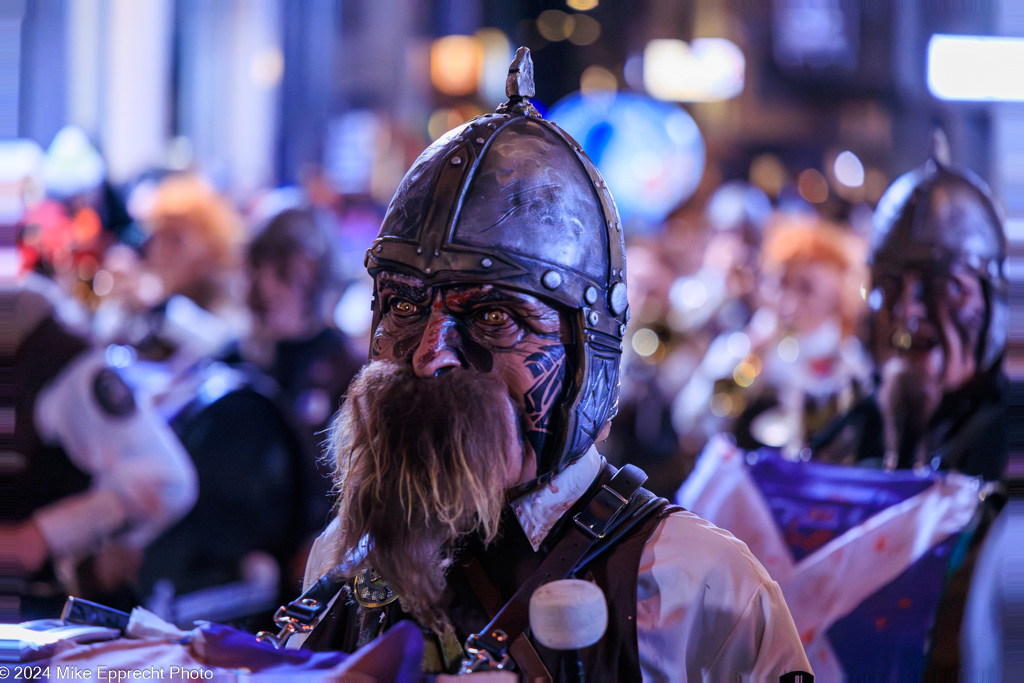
377 276 428 301
447 286 541 309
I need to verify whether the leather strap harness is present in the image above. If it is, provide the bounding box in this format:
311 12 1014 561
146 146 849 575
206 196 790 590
259 463 666 679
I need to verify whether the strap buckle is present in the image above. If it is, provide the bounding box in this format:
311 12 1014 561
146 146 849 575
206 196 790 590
255 600 319 649
573 483 629 539
459 629 513 673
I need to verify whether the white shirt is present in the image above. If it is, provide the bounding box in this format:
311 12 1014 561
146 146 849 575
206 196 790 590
33 348 198 560
301 446 811 680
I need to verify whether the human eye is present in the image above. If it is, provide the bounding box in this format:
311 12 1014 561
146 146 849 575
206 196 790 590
388 298 420 317
476 307 513 327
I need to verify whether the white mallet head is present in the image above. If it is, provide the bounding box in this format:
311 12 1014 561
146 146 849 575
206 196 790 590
528 579 608 651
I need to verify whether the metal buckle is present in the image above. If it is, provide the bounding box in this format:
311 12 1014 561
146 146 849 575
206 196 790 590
573 483 629 539
255 603 318 649
459 629 512 673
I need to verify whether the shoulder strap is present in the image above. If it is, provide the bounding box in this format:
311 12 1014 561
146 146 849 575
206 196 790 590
256 565 349 648
460 463 665 673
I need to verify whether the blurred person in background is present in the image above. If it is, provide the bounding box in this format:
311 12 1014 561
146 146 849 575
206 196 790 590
678 180 773 338
826 142 1009 677
678 140 1009 679
603 183 773 496
65 174 311 628
8 134 197 618
600 234 702 498
758 218 873 462
104 173 249 362
816 140 1009 482
683 215 872 462
672 206 873 465
9 271 197 619
17 126 133 309
245 207 363 578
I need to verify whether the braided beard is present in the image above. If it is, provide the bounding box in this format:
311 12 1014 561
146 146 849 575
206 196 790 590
326 361 520 631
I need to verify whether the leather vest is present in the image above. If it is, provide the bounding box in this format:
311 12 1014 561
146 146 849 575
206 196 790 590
304 464 675 679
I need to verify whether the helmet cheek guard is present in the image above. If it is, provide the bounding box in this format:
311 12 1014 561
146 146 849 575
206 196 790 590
364 48 628 483
870 139 1008 374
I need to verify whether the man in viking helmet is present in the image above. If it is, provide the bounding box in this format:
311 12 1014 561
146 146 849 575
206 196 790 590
294 49 811 679
867 136 1009 482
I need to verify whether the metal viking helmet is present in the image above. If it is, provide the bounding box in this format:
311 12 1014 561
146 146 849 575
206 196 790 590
365 47 628 480
871 132 1008 372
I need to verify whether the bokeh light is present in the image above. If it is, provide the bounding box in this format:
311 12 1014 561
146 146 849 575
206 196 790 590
749 154 787 198
797 168 829 203
928 35 1024 101
833 150 865 187
710 393 734 418
476 28 512 105
580 65 617 94
778 337 800 363
249 47 284 89
568 15 601 46
550 92 705 231
92 268 114 296
727 331 751 358
733 361 759 388
632 328 660 357
643 38 745 102
538 10 574 42
430 35 482 96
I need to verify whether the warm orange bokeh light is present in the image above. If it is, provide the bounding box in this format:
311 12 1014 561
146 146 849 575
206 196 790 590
430 35 483 96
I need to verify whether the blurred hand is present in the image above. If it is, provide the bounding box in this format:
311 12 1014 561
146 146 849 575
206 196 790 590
4 520 49 573
91 542 143 593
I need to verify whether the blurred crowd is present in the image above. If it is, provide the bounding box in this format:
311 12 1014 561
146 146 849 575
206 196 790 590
11 126 374 628
9 117 1011 675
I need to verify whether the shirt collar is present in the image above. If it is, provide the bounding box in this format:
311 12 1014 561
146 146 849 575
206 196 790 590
510 445 604 552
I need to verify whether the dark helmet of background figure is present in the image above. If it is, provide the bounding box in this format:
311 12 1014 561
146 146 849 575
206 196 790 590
364 47 628 484
870 131 1008 373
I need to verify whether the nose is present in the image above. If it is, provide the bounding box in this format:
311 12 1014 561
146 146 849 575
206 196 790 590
893 274 928 324
412 307 466 378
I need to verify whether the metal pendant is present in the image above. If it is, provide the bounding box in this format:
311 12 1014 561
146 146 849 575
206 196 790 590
353 568 399 608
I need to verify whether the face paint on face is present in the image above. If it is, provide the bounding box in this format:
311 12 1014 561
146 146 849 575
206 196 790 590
372 271 572 482
871 263 985 396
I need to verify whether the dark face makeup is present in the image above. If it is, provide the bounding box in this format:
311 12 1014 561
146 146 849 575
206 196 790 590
871 262 985 394
371 271 573 481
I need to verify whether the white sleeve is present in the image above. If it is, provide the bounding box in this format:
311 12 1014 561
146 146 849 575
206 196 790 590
288 518 344 650
31 349 198 559
302 518 342 592
636 510 812 681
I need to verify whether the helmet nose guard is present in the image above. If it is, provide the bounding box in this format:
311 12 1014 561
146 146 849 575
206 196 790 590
365 48 629 481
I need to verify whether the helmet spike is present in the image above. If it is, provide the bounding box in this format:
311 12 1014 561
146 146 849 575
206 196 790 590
497 47 540 117
930 127 952 167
